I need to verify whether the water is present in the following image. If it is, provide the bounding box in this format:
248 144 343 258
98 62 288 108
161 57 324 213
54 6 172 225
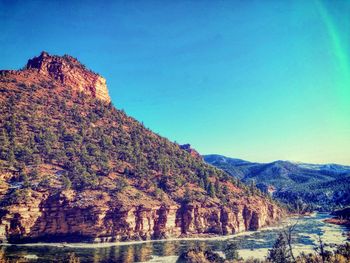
0 213 348 262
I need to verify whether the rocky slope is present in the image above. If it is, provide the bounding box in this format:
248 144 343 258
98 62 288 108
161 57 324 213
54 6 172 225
0 52 284 243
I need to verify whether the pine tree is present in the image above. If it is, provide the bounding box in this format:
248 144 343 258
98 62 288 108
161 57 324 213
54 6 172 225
6 148 16 166
224 242 240 261
203 173 210 189
215 179 221 196
184 186 193 203
208 182 216 198
267 233 291 263
22 173 31 189
249 180 256 195
6 113 17 142
0 129 9 160
199 178 205 189
223 185 229 195
62 176 72 190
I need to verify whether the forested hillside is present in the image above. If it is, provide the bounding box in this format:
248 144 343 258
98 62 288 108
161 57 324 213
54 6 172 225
204 154 350 211
0 52 284 243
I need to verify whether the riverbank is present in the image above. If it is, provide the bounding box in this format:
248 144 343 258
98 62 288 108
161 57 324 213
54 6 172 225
324 218 350 227
323 207 350 240
324 218 350 240
0 218 289 249
0 213 347 262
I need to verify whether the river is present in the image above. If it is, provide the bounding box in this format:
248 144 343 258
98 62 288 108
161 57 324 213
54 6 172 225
0 213 348 262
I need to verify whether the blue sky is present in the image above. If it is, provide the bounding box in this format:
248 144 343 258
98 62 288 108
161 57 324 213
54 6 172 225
1 0 349 164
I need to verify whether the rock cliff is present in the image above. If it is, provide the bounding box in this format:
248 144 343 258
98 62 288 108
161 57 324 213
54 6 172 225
0 190 282 243
25 51 110 102
0 53 285 243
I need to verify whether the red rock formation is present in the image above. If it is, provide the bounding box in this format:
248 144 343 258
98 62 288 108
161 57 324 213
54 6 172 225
25 51 110 102
0 190 284 243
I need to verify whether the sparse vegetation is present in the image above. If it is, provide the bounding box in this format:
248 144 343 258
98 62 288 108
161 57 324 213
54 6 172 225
177 240 350 263
0 77 273 207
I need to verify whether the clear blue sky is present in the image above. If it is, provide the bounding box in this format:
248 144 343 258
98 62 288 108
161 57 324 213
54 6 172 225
1 0 349 164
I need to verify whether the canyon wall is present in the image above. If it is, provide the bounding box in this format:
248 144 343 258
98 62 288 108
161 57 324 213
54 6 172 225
0 190 283 243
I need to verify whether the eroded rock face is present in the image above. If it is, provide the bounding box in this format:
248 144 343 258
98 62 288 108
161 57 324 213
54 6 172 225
0 190 284 243
25 51 110 102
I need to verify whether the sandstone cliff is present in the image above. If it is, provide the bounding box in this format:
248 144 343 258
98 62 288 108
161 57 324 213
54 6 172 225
2 51 110 102
0 189 283 243
0 52 285 243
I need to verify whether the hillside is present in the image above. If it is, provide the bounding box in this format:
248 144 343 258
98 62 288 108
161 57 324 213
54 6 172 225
204 154 350 211
324 207 350 237
0 52 284 243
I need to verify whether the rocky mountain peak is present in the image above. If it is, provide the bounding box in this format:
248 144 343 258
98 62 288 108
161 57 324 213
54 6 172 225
26 51 110 102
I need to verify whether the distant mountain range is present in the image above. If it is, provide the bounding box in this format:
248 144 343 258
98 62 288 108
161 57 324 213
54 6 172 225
204 154 350 211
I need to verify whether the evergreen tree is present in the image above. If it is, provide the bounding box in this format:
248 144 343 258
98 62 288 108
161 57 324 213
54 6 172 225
62 176 72 190
15 144 33 164
202 172 210 190
22 173 31 189
6 148 16 166
215 179 222 196
6 113 17 142
249 180 256 195
222 185 229 195
184 186 193 203
0 129 9 160
208 182 216 198
267 233 291 263
199 178 205 189
224 242 240 261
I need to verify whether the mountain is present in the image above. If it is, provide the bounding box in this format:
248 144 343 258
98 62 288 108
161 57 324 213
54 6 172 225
297 163 350 174
0 52 284 243
204 154 350 211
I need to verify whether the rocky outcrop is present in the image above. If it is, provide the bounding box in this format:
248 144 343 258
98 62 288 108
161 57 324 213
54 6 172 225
0 190 284 243
25 51 110 102
180 144 202 160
